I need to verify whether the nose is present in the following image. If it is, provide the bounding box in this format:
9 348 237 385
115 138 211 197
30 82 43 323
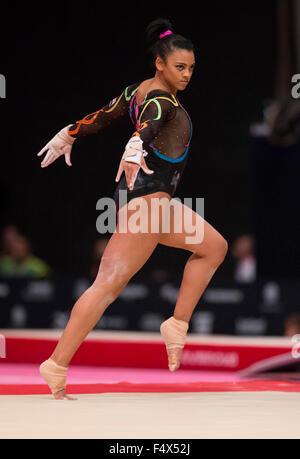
183 69 192 80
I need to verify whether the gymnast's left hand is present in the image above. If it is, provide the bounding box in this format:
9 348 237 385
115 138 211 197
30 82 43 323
115 137 154 190
115 160 140 191
115 155 154 191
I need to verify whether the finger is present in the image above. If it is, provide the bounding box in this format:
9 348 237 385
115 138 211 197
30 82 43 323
140 165 154 174
64 152 72 167
130 170 139 189
41 144 62 168
41 157 53 168
37 143 50 156
41 150 56 168
140 158 154 175
125 169 133 190
125 166 139 190
64 149 72 167
40 151 51 167
115 163 124 182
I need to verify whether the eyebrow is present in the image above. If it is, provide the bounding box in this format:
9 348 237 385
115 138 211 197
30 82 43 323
175 62 196 66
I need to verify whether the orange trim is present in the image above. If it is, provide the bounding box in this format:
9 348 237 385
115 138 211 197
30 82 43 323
68 92 124 136
68 109 104 135
139 120 149 131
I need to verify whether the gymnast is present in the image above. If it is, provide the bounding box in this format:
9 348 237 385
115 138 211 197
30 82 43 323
38 18 228 399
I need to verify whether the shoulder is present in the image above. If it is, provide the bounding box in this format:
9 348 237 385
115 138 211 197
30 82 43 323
124 83 140 102
142 90 178 121
145 89 178 107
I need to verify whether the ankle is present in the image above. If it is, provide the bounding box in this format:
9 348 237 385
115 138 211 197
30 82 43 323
49 354 69 369
173 314 189 325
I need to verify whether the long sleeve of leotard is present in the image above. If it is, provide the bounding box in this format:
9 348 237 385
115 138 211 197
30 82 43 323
68 90 131 138
131 95 176 145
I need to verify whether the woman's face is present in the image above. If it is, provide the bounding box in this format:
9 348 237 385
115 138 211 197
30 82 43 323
156 48 195 92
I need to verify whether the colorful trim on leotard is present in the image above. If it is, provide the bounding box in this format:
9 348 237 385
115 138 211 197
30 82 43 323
69 92 125 136
126 86 192 163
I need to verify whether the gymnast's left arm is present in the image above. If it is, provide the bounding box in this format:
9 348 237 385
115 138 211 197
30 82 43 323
37 91 129 168
115 97 175 189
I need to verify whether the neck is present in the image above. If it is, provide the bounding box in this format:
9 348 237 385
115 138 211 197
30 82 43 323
153 72 177 96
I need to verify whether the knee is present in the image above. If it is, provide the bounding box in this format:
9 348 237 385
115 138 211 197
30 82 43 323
88 277 127 308
213 236 228 265
202 235 228 267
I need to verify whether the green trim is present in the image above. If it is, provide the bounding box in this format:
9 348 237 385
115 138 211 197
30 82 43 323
138 96 178 123
138 98 162 122
125 85 140 101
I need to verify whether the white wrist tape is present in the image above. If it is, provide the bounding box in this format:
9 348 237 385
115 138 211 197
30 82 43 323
57 125 76 145
123 137 147 165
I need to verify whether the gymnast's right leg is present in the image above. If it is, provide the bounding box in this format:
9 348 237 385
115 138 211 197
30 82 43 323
40 193 165 399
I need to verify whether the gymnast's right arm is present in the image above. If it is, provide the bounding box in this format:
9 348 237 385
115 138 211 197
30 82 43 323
37 90 129 168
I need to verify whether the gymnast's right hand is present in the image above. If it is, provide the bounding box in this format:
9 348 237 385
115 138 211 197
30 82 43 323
37 125 76 168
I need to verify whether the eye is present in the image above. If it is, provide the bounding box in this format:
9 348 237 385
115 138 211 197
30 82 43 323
176 65 184 70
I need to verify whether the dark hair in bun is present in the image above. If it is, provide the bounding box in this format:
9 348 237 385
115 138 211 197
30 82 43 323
145 18 194 67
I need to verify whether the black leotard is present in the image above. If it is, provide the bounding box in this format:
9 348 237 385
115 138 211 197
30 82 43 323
68 82 192 211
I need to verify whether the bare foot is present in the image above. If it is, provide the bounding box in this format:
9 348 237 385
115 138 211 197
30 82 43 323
53 389 77 400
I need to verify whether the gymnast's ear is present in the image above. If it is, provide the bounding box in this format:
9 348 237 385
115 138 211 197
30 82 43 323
155 55 165 72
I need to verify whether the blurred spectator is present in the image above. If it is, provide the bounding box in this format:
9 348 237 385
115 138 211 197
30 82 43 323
0 231 51 278
250 98 300 147
230 234 256 283
0 224 21 256
249 99 279 138
284 313 300 338
270 98 300 146
90 237 109 279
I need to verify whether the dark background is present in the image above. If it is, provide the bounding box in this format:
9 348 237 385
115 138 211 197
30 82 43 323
0 0 298 280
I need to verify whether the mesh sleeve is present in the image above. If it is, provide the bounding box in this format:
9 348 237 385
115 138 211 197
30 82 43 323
68 91 129 138
132 97 176 145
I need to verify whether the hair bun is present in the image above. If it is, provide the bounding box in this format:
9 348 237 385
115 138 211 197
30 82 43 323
144 18 194 70
145 18 174 50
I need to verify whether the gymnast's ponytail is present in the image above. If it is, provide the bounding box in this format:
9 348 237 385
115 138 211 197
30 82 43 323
145 18 194 68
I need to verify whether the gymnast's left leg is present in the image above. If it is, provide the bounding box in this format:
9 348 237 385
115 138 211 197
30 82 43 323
158 200 228 371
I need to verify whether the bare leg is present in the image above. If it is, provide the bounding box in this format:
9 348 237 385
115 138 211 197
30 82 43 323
41 192 169 399
159 200 228 369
